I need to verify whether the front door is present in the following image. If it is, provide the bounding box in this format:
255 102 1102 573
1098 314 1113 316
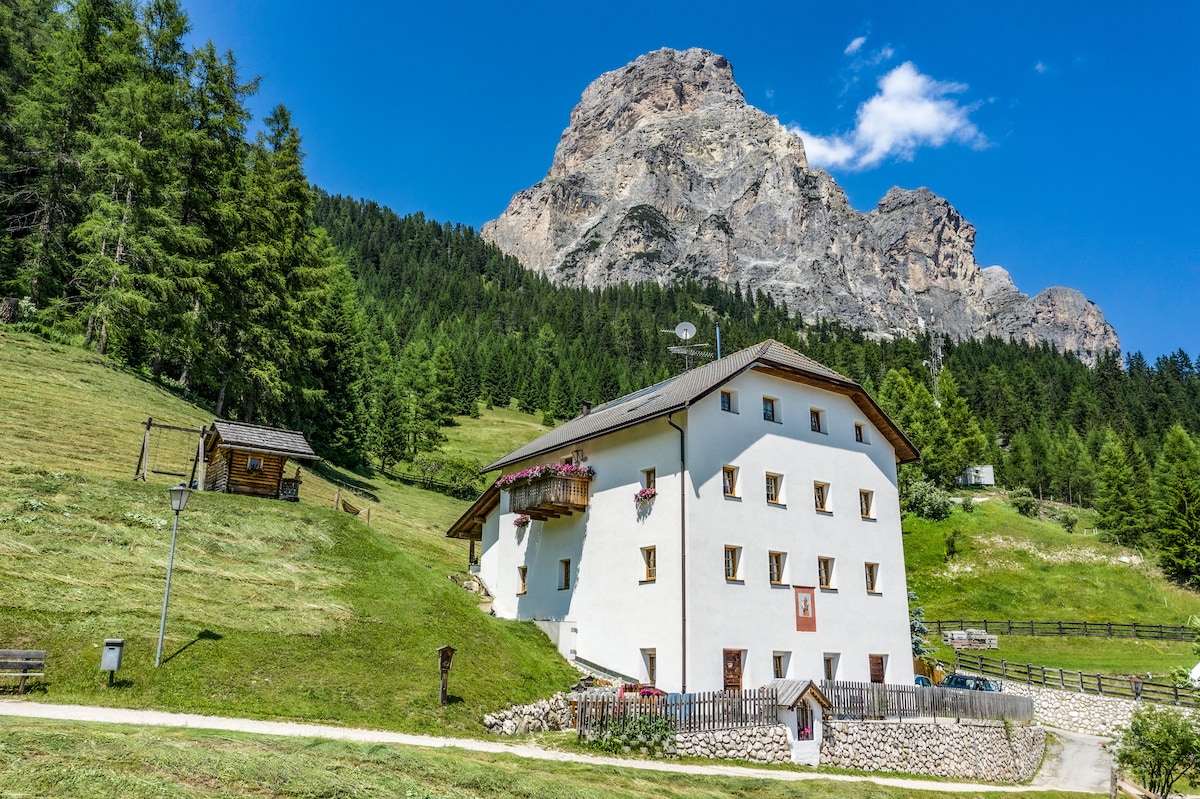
869 655 886 684
723 649 742 690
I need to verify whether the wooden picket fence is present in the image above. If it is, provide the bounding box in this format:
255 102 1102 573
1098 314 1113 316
575 689 778 736
929 619 1196 642
820 680 1034 724
955 652 1200 709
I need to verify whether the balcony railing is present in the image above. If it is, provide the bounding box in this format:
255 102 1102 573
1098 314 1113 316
508 475 590 519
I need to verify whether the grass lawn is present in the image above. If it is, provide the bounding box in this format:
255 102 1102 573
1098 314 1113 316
0 718 1101 799
0 331 575 734
930 636 1196 681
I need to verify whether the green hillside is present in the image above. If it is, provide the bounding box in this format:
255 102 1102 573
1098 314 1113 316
905 496 1200 676
0 331 573 735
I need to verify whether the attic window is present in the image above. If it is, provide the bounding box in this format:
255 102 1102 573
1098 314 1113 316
247 456 263 472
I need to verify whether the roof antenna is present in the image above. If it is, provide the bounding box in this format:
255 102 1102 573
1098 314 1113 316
663 321 713 371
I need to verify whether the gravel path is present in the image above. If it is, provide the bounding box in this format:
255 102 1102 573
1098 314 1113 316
0 700 1101 794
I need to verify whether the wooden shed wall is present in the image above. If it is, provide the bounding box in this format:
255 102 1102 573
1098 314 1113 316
205 448 230 493
224 450 286 498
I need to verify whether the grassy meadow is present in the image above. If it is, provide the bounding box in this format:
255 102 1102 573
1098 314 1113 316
0 717 1099 799
0 331 573 734
905 495 1200 677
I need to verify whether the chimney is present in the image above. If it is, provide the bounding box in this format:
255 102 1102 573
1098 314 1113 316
581 401 593 416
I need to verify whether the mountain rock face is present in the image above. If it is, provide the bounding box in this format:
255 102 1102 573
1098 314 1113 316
483 48 1119 363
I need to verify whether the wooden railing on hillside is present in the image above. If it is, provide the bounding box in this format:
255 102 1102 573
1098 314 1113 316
929 619 1196 641
821 680 1033 724
955 652 1200 709
576 689 778 736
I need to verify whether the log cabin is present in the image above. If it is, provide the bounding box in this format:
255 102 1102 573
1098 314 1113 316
203 420 319 500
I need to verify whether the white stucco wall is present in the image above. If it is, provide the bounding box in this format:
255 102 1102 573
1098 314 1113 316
479 365 913 693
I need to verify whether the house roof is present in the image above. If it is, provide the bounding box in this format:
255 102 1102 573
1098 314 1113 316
207 420 320 462
482 339 918 472
446 482 499 541
764 678 831 709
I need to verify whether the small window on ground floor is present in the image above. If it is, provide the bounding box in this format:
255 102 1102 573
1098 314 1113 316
642 546 657 582
559 559 571 590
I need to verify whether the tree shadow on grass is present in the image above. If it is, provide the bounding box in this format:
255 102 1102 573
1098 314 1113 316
163 629 223 665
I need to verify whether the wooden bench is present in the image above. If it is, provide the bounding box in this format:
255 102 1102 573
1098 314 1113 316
0 649 46 693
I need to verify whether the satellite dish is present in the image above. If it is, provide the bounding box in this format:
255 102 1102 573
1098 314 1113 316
674 321 696 341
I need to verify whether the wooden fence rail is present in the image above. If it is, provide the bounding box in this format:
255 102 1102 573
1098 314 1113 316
954 652 1200 709
575 689 778 737
820 680 1034 724
929 619 1196 641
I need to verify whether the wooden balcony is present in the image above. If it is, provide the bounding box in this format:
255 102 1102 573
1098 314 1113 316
508 475 590 520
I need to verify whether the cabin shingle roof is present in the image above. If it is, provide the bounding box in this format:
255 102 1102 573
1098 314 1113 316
483 339 918 472
208 420 319 461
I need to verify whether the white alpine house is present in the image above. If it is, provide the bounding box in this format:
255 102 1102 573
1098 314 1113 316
448 340 920 694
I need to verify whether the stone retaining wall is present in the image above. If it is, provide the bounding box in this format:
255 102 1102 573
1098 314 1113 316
996 680 1140 736
484 694 573 734
674 725 791 763
820 720 1045 782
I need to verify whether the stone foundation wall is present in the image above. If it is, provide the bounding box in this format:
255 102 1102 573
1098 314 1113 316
675 724 792 763
820 720 1045 782
484 693 573 734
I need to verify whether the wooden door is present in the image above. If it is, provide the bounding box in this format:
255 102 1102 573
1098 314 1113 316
722 650 742 690
869 655 885 684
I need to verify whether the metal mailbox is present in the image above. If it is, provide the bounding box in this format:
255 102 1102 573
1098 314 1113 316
101 638 124 672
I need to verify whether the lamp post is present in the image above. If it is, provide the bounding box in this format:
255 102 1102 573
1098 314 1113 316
156 484 191 668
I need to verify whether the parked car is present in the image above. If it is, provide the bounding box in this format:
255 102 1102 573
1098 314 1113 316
939 673 1002 692
914 675 933 687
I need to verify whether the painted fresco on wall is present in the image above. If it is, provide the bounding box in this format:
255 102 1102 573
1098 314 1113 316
794 586 816 632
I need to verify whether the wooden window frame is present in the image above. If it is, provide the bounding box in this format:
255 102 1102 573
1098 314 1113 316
854 423 865 443
814 482 829 512
865 562 879 593
769 551 785 585
720 390 736 413
809 408 824 433
817 556 833 590
772 653 787 680
645 649 657 685
518 566 528 595
247 456 263 472
765 472 782 505
724 546 741 581
642 546 657 582
643 468 656 490
823 654 838 681
762 396 778 423
559 559 571 591
722 466 738 497
859 490 873 519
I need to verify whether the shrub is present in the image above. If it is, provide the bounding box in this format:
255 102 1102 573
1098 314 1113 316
1010 486 1039 518
902 480 953 521
960 495 975 514
1059 508 1079 533
1114 704 1200 797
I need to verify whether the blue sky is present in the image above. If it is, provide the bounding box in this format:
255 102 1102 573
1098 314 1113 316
185 1 1199 361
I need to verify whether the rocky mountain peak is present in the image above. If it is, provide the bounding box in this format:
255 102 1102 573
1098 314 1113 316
484 48 1119 364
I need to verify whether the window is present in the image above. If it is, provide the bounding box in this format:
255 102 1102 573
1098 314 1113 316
869 654 886 684
720 390 737 413
817 557 833 589
854 423 865 443
765 473 782 504
769 551 785 584
644 649 657 685
642 546 657 582
814 482 829 512
722 466 738 497
798 703 814 740
724 546 741 581
643 468 656 490
247 456 263 472
518 566 528 595
859 490 874 519
823 654 838 681
772 652 789 679
865 562 879 593
762 396 778 422
809 408 824 433
559 559 571 590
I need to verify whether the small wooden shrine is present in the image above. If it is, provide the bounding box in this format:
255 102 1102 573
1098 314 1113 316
203 420 319 500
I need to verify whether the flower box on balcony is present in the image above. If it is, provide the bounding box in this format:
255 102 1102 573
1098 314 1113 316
497 464 594 520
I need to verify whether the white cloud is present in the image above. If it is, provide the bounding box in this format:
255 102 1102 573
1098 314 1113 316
1034 61 1047 74
845 36 867 55
765 88 775 100
788 61 986 170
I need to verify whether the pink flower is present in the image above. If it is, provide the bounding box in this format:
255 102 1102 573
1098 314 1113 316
634 487 658 504
513 515 531 528
496 463 596 489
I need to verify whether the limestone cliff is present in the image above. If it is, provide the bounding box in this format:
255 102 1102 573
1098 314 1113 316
482 48 1119 363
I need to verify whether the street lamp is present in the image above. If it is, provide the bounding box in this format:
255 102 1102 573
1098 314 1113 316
156 484 191 667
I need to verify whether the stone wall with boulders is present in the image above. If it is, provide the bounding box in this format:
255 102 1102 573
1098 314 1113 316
484 693 573 734
996 680 1137 736
820 720 1045 782
674 725 791 763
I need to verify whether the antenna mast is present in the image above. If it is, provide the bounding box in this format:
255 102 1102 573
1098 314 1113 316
663 321 713 371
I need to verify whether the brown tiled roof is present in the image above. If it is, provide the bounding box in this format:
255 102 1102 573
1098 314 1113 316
482 339 918 472
208 420 319 461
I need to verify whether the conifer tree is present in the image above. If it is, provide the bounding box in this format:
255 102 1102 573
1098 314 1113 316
1096 429 1147 545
